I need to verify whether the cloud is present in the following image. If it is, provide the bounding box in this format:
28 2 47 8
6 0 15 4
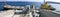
0 0 5 2
5 0 60 2
5 0 44 2
0 0 60 2
45 0 60 2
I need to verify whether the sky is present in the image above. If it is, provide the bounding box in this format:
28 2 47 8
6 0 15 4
4 0 60 2
0 0 60 2
0 0 60 11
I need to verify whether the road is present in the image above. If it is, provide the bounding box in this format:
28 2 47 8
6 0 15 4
40 10 60 17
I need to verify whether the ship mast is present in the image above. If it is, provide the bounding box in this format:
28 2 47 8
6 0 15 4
44 0 45 3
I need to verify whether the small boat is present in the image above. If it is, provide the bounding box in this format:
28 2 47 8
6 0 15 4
3 4 25 10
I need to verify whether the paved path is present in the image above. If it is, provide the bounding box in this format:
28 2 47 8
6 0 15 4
40 10 60 17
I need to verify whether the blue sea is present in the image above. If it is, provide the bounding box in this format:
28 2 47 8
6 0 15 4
0 1 60 11
0 1 42 11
